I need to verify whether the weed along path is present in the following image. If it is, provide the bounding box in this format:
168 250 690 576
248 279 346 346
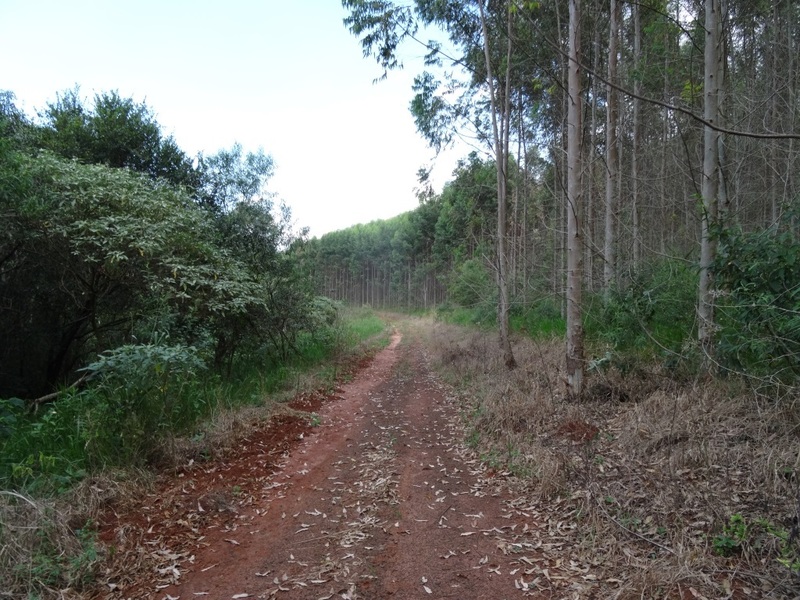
100 330 583 600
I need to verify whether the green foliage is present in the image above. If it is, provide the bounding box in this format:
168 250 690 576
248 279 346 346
712 513 748 556
411 71 455 152
289 297 346 363
714 223 800 381
437 303 496 328
78 343 207 458
449 258 494 308
0 397 25 438
342 0 418 78
0 343 207 484
36 521 98 589
711 514 800 573
0 88 325 494
40 88 196 187
0 150 261 398
509 299 566 339
344 308 389 343
584 259 698 359
305 152 500 312
0 301 369 491
197 144 274 213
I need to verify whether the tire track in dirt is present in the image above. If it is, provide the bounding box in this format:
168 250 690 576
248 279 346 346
142 331 562 599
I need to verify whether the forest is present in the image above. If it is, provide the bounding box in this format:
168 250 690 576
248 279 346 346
0 87 348 472
1 0 799 596
306 0 800 391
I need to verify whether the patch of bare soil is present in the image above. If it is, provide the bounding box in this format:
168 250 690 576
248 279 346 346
93 332 591 599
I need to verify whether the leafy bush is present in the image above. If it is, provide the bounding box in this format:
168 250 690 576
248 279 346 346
448 258 494 309
585 259 697 358
78 343 207 462
714 224 800 382
711 513 800 574
510 299 566 339
436 303 496 328
0 343 208 486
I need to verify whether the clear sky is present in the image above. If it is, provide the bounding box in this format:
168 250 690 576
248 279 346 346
0 0 468 237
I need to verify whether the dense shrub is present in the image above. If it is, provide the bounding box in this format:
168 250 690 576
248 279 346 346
448 258 494 309
509 298 566 339
584 259 698 357
714 224 800 381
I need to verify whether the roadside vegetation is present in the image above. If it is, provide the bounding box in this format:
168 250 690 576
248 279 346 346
0 300 388 598
0 88 392 598
409 248 800 597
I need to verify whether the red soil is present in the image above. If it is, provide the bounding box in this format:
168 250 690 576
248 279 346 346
93 334 567 599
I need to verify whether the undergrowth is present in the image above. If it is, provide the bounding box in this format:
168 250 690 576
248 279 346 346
0 305 388 598
421 317 800 598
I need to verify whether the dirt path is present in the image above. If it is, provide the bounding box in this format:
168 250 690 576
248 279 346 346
101 332 570 599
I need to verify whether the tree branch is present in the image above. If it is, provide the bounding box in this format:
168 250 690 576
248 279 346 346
30 373 89 411
510 1 800 140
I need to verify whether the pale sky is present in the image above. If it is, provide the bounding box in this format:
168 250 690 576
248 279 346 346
0 0 469 237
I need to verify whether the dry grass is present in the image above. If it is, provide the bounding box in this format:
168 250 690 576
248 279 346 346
415 316 800 598
0 471 152 598
0 399 323 599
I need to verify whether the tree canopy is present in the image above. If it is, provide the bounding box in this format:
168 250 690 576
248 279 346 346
0 89 314 399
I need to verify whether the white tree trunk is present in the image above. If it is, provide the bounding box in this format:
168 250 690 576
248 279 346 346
567 0 584 396
698 0 723 360
632 0 642 271
603 0 620 297
478 0 516 369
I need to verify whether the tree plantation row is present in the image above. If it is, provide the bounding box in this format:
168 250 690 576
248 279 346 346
328 0 800 389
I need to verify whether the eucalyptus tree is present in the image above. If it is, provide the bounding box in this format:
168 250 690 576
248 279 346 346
196 144 275 214
630 0 642 270
566 0 584 396
697 0 724 360
478 0 517 367
343 0 522 367
603 0 620 297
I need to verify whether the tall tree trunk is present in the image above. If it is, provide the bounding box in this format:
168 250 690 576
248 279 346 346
660 31 669 256
603 0 620 297
479 0 516 369
567 0 585 396
587 7 601 292
698 0 723 361
770 0 780 227
631 0 642 271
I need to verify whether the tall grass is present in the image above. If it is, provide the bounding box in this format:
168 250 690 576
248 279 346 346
343 307 389 343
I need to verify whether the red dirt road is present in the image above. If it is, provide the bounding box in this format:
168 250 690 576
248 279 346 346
101 332 567 600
